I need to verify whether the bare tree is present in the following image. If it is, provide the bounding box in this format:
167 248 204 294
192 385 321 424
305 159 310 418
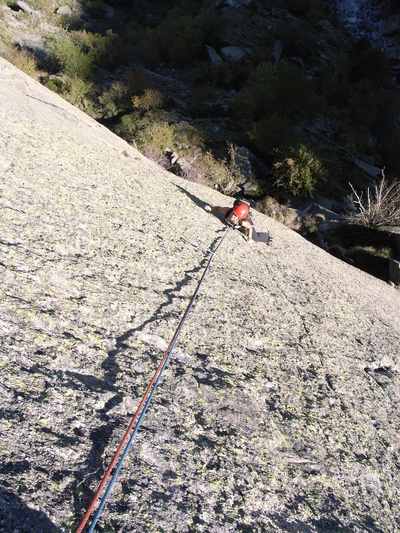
346 168 400 227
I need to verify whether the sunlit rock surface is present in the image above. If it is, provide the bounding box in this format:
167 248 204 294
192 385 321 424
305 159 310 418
1 58 399 532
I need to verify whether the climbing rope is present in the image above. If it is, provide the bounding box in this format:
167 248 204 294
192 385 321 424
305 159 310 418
76 226 233 532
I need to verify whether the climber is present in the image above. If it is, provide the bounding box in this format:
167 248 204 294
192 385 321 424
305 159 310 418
204 200 272 245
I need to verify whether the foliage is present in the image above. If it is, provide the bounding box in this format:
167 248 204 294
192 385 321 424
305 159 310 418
271 62 325 119
44 31 95 79
285 0 322 17
274 18 317 61
256 196 302 229
85 0 108 18
346 246 393 281
272 144 327 198
250 113 296 155
138 8 204 67
64 75 93 111
8 48 39 78
44 29 118 79
125 68 149 95
301 213 319 235
44 76 65 94
346 173 400 227
236 61 324 126
132 89 165 113
198 62 232 88
98 80 130 119
183 144 243 193
136 121 175 152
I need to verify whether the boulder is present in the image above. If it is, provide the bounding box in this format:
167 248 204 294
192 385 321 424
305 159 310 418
16 1 33 14
354 157 382 177
205 44 223 64
220 45 247 63
57 6 72 17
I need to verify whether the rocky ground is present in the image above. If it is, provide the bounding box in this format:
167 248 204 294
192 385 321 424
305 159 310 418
1 58 400 532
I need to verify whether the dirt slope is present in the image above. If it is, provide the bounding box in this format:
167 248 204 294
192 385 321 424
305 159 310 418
1 57 400 533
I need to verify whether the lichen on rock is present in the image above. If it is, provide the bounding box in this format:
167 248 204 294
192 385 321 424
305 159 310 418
1 58 399 532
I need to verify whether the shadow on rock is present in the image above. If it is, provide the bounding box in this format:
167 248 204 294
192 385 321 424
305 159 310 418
0 486 59 533
74 230 223 519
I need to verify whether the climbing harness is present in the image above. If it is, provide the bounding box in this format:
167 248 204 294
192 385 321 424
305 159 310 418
76 226 233 533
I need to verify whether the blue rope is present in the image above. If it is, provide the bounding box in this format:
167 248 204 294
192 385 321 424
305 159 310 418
87 227 232 532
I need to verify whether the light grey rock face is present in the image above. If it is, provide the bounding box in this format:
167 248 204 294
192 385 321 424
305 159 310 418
1 58 400 532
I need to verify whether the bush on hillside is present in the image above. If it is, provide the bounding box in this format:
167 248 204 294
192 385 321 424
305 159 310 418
65 76 94 111
272 144 327 198
236 62 324 123
325 223 396 281
234 62 275 117
185 144 243 193
198 62 232 88
44 31 95 79
251 113 296 155
44 29 118 79
98 80 131 119
132 88 165 113
286 0 321 17
125 68 149 95
271 62 325 119
138 8 203 67
346 174 400 227
136 121 175 152
9 48 38 78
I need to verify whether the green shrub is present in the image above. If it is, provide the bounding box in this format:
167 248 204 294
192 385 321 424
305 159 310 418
44 77 65 94
138 29 162 68
271 62 325 119
64 75 93 110
85 0 108 18
9 48 38 78
125 68 149 95
98 80 130 119
286 0 321 17
236 61 324 123
136 121 175 152
198 62 232 88
275 18 316 62
272 144 327 198
190 145 242 193
132 88 165 113
234 62 275 117
44 31 95 80
301 213 319 235
116 113 140 140
138 8 203 67
250 113 296 155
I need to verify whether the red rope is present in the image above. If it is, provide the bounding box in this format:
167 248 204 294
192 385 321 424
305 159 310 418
76 227 232 532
